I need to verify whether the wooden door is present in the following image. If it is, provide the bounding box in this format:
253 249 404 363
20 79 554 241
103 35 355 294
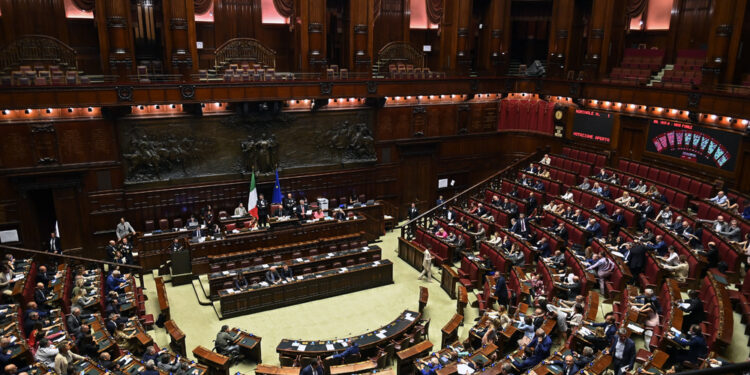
53 187 83 250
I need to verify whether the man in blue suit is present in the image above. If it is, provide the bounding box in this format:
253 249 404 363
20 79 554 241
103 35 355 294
106 270 126 293
513 329 552 371
544 355 579 375
667 324 708 368
647 235 668 256
300 359 324 375
327 339 359 361
584 218 602 238
494 275 508 308
510 214 530 238
604 328 635 375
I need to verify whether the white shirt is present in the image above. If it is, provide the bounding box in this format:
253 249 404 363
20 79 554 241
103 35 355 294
615 338 625 359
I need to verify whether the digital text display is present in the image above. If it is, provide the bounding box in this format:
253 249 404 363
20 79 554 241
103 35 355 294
646 119 741 171
572 109 614 143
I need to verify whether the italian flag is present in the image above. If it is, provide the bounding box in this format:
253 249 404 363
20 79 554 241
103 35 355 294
248 172 258 218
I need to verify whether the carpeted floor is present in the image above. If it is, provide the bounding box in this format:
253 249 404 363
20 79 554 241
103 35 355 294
139 223 750 373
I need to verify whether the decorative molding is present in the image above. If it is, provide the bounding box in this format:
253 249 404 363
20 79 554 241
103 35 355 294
320 82 332 95
470 79 478 92
170 18 189 30
38 157 57 164
591 28 604 39
354 24 368 34
412 106 426 114
457 28 469 37
491 29 503 39
556 29 568 39
457 104 470 112
30 124 55 133
116 86 133 102
106 16 128 28
367 81 377 94
180 85 196 100
716 24 732 37
308 23 323 33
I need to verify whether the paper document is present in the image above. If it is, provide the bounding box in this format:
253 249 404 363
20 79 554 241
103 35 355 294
326 344 335 351
297 345 306 351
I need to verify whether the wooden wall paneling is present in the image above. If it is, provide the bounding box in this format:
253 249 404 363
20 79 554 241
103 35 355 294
348 0 374 72
373 0 408 54
477 0 510 74
30 123 60 166
411 106 428 136
738 138 750 192
376 106 413 140
195 22 216 69
672 0 711 56
585 0 625 78
213 0 259 44
0 125 35 169
66 19 102 74
548 0 574 78
437 0 472 72
723 0 747 83
296 0 327 71
162 0 199 78
397 141 437 217
704 0 736 86
0 0 68 45
95 0 136 77
53 187 84 250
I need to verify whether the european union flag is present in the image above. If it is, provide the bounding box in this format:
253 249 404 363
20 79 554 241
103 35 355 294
272 169 283 204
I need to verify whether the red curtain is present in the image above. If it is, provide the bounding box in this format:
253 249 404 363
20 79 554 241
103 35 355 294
194 0 213 15
273 0 294 18
71 0 95 11
425 0 443 24
626 0 648 18
498 99 554 135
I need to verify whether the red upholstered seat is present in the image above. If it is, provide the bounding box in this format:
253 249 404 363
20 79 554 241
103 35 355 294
226 223 236 231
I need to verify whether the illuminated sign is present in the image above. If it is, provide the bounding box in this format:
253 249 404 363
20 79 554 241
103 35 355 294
646 119 740 171
572 109 613 143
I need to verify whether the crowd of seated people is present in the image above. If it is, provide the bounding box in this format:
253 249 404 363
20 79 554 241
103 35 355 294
409 148 743 374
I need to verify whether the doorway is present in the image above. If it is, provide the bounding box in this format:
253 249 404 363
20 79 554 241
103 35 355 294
28 189 57 249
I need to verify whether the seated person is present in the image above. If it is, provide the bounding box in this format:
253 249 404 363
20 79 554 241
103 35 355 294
106 270 127 293
234 274 248 290
186 215 199 229
513 329 552 371
542 355 579 375
326 338 359 361
265 266 283 284
279 265 293 281
215 325 239 355
666 324 707 370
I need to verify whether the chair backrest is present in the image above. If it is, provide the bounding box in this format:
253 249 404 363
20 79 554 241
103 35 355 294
159 219 169 231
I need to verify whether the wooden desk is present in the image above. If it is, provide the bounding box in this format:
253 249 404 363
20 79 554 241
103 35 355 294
329 360 378 374
155 276 169 319
164 319 186 356
457 286 468 315
229 328 262 363
277 310 421 360
345 203 386 242
419 286 428 314
208 245 380 297
219 260 393 318
441 314 463 349
254 364 300 375
441 264 458 299
192 345 230 375
396 340 433 375
586 290 600 322
398 237 426 273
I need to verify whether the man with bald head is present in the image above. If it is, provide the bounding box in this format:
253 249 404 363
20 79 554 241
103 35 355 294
544 355 579 375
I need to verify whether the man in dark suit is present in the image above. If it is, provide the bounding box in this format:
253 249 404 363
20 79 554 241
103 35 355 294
513 329 552 371
584 218 602 239
543 355 579 375
257 194 269 227
511 214 530 238
494 275 508 308
637 200 654 230
34 282 50 312
294 199 309 220
299 359 324 375
647 235 667 256
527 193 538 214
552 222 568 242
557 275 581 301
605 328 635 375
626 242 647 281
282 193 296 216
678 290 705 332
667 324 708 369
572 210 587 226
105 240 119 262
533 180 545 191
534 237 551 258
48 232 61 254
408 203 419 220
475 203 488 218
593 200 608 216
611 209 626 235
169 238 184 253
591 312 617 345
265 266 282 284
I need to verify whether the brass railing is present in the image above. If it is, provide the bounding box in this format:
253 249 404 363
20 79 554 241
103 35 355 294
214 38 277 70
0 35 78 72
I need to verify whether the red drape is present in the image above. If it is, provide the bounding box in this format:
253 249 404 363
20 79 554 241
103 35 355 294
425 0 443 25
194 0 213 15
626 0 648 18
497 99 554 135
273 0 294 18
71 0 95 11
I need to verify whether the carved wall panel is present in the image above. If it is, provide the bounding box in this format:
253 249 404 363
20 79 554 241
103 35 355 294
117 109 376 183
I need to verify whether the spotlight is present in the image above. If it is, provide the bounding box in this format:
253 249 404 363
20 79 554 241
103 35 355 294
25 109 31 114
201 103 206 108
710 114 717 121
139 105 144 110
742 120 748 125
68 108 73 113
727 117 732 122
88 107 93 112
171 104 176 109
155 105 160 109
2 110 9 115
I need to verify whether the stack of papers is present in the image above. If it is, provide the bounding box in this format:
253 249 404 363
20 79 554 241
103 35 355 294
326 344 335 351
